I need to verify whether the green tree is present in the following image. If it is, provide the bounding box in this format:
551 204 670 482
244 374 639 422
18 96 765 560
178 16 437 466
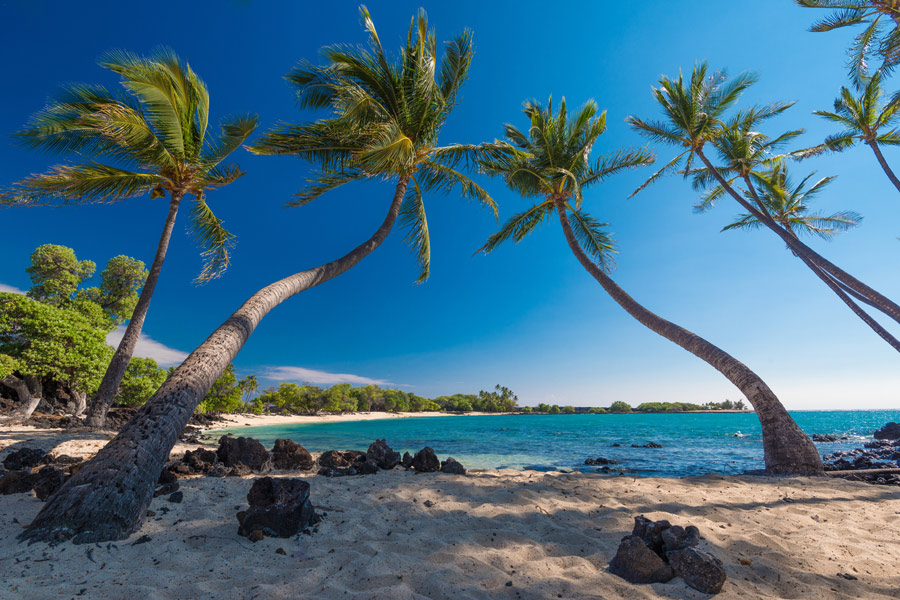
609 401 633 414
796 0 900 85
0 293 113 421
2 49 259 428
629 64 900 335
115 357 168 407
22 7 508 545
481 95 822 475
78 255 148 326
588 407 607 414
561 405 576 414
26 244 95 307
237 374 259 407
197 364 243 413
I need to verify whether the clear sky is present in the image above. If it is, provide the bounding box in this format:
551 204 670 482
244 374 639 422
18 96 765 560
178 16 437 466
1 0 898 409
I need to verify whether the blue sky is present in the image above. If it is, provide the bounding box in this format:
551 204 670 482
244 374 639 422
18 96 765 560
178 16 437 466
1 0 898 409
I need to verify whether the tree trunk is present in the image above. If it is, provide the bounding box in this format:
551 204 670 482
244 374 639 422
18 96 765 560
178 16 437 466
20 176 410 545
696 150 900 325
85 193 183 429
868 141 900 194
0 375 43 423
71 391 87 418
741 176 900 353
554 199 823 476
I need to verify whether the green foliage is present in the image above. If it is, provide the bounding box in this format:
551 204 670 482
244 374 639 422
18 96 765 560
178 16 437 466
77 255 147 325
26 244 95 307
608 401 633 413
0 292 112 394
588 407 607 414
0 353 20 379
249 6 508 281
115 357 167 406
478 97 653 270
535 403 552 413
548 404 561 414
4 48 258 283
561 405 576 414
196 364 243 413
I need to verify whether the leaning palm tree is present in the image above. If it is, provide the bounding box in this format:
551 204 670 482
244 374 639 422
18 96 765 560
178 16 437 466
2 49 258 428
21 5 506 545
797 72 900 193
795 0 900 85
479 97 823 476
628 63 900 328
691 106 900 352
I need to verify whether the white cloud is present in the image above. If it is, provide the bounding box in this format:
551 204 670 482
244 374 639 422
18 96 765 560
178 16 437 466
106 326 189 367
263 365 392 386
0 283 26 295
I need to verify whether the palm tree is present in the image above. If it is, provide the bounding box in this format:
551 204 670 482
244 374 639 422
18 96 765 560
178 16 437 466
627 63 900 329
2 49 258 428
479 97 823 476
798 72 900 193
795 0 900 85
21 6 506 545
690 105 900 352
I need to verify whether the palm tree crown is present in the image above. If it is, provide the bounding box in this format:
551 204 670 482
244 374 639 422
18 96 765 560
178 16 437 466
4 49 257 282
796 0 900 85
249 6 508 281
712 161 861 239
477 97 653 268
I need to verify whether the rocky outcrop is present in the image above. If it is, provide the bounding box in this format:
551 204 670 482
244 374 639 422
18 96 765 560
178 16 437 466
874 422 900 440
0 465 66 500
3 447 47 470
216 436 271 473
237 477 318 540
402 452 414 468
584 457 617 465
609 516 725 594
412 447 440 473
272 439 314 471
812 434 846 443
366 439 400 470
182 448 218 473
440 457 467 475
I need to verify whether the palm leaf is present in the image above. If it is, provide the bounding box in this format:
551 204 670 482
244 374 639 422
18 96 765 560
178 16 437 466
399 176 431 282
188 197 235 284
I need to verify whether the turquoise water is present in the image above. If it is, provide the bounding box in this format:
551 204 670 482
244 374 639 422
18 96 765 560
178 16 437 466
208 410 900 476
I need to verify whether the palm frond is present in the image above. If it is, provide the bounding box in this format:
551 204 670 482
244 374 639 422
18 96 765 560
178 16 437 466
476 202 553 254
188 197 235 284
580 147 655 190
289 169 366 208
399 176 431 282
416 160 497 216
629 151 687 197
11 163 163 204
565 205 617 270
202 114 259 169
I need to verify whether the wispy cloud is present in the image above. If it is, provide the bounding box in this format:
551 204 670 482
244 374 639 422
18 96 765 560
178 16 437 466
106 326 189 367
0 283 26 295
263 365 392 386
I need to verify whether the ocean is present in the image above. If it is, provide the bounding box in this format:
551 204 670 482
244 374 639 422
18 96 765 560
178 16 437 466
207 410 900 476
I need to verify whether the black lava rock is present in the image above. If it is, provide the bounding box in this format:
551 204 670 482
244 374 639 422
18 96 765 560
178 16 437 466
272 439 314 471
367 439 400 470
216 437 271 473
401 452 414 468
3 447 47 471
237 477 317 539
440 457 467 475
667 547 727 594
412 447 440 473
608 535 674 584
874 422 900 440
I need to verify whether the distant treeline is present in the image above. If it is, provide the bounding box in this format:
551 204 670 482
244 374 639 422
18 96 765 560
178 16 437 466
523 399 747 414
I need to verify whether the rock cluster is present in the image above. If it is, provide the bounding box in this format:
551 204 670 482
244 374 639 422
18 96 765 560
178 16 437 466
584 456 618 466
236 477 319 541
315 442 466 477
609 515 726 594
821 422 900 486
811 434 847 443
874 422 900 440
0 448 84 501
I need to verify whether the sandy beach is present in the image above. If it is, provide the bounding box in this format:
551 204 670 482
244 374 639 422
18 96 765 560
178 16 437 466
2 425 899 599
208 411 512 431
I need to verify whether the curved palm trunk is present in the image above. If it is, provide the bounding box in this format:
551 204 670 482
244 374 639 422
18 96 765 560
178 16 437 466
20 176 409 545
868 141 900 194
554 200 823 476
741 177 900 353
85 193 183 429
697 150 900 326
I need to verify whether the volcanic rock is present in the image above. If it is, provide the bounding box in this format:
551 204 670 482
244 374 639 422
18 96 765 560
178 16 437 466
366 439 400 470
272 439 314 471
216 436 271 473
608 535 674 584
412 447 440 473
237 477 317 539
440 457 467 475
874 422 900 440
3 447 47 470
667 547 727 594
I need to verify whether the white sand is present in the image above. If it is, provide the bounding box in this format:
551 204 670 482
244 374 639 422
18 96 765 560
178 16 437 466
2 427 899 599
209 411 511 430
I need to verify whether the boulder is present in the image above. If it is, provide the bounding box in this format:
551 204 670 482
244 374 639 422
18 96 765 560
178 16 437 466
874 422 900 440
632 515 672 555
0 466 66 500
271 439 314 471
440 457 467 475
401 452 414 468
216 437 271 473
661 525 700 552
608 535 674 584
318 450 364 470
356 459 380 475
412 447 440 473
237 477 317 539
154 482 180 497
3 447 47 471
228 464 253 477
585 457 618 465
667 547 726 594
0 471 36 495
158 468 178 485
183 448 219 473
632 442 663 449
366 439 400 470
